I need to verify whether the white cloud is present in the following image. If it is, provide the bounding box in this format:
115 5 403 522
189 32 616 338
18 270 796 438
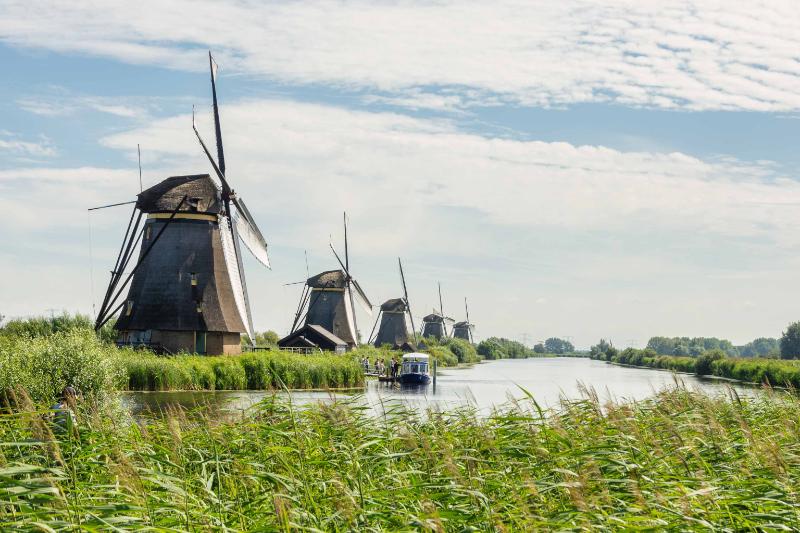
0 131 55 157
1 0 799 111
3 98 800 345
16 94 148 119
100 99 800 249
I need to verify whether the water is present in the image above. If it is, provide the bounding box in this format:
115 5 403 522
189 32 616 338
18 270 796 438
123 357 756 417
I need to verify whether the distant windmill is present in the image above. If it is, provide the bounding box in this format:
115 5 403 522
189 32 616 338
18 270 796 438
452 297 475 343
369 257 418 351
420 282 454 340
93 52 270 355
280 213 371 349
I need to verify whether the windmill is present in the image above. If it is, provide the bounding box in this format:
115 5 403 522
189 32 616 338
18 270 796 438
452 297 475 343
280 212 371 349
420 282 454 340
369 258 418 351
93 52 270 355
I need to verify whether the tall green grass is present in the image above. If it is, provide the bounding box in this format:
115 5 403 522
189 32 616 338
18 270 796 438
119 350 364 391
1 386 799 529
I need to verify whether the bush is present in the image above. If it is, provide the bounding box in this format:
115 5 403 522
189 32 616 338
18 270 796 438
0 329 124 404
0 312 116 344
443 337 480 363
694 349 725 376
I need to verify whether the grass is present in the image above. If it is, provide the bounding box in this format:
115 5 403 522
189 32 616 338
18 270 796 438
2 385 800 529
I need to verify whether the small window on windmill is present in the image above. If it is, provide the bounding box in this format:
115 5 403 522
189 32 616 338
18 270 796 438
145 226 152 240
125 300 133 316
190 272 198 286
187 197 201 212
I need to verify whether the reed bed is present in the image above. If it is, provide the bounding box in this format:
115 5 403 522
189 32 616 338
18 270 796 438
2 386 800 530
119 350 364 391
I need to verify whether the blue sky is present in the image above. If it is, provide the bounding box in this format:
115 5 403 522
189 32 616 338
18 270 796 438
1 1 799 348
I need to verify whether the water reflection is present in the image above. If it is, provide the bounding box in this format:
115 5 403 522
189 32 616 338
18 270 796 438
123 358 757 418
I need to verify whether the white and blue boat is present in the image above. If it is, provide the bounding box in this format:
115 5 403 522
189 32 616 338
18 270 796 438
398 353 431 385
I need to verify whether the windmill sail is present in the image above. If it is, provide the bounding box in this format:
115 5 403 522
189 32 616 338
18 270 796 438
220 215 253 342
235 209 271 268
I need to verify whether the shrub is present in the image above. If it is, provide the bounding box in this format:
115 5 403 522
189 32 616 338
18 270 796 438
0 329 124 404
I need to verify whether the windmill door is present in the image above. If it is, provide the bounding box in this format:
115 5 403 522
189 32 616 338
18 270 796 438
195 332 207 355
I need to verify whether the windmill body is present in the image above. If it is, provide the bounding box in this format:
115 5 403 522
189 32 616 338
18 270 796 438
372 297 416 351
300 269 358 347
96 52 270 355
421 312 452 340
113 174 250 354
279 214 371 351
452 297 475 342
452 321 474 341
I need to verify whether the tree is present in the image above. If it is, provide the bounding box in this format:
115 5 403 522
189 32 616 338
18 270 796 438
544 337 574 354
695 349 725 376
780 322 800 359
533 343 546 354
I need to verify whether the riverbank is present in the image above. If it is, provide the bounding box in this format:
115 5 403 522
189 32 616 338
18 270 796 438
3 386 799 529
591 348 800 388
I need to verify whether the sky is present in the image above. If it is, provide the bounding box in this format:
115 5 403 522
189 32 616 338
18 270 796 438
1 0 799 349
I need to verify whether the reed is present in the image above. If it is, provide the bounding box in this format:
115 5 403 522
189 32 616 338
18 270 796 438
119 350 365 391
1 386 798 530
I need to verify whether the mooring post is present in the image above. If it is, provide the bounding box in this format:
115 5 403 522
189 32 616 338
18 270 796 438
433 358 437 391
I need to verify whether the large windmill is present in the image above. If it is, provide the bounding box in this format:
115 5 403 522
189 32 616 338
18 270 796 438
93 52 270 355
452 297 475 343
420 282 454 340
369 258 418 351
280 213 371 349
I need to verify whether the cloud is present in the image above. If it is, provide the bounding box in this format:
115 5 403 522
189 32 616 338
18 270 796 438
16 93 148 119
99 99 800 250
3 98 800 344
2 1 799 111
0 131 55 157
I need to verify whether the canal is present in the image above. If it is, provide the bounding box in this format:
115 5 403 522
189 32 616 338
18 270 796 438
123 357 755 417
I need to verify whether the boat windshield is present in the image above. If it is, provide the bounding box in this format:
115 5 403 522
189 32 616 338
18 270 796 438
403 362 428 374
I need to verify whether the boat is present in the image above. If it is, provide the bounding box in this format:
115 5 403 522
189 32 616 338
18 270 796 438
398 353 432 385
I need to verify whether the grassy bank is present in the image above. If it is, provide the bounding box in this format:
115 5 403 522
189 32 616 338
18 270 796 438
2 387 800 529
592 347 800 388
120 350 364 391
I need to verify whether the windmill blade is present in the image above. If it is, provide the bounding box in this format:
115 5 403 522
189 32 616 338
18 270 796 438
351 279 372 315
233 198 270 268
343 212 349 273
283 280 306 286
329 242 349 276
399 257 418 345
192 107 233 200
465 297 470 324
209 51 226 177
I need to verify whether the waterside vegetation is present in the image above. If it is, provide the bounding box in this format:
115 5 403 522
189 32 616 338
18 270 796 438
590 341 800 389
1 386 799 530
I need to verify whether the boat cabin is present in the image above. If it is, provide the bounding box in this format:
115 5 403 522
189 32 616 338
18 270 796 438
399 353 432 385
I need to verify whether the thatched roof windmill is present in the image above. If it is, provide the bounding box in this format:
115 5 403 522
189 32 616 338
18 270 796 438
452 297 475 343
368 258 418 351
420 282 454 340
93 52 270 355
280 213 371 349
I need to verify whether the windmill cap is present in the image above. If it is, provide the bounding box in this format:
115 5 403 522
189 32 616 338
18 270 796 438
136 174 222 214
307 269 347 288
